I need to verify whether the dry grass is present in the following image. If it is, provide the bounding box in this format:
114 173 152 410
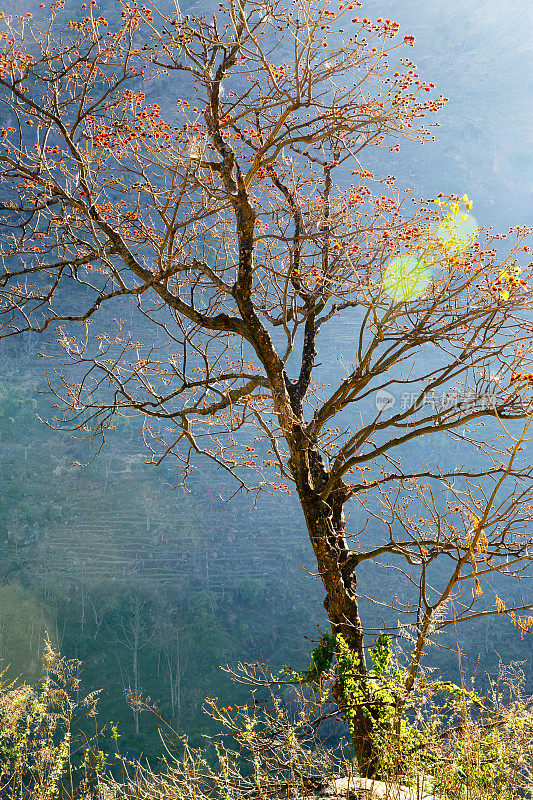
1 646 532 800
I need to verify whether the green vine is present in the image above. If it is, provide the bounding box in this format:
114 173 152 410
334 633 364 743
290 631 337 684
288 633 507 782
367 633 404 733
291 630 409 771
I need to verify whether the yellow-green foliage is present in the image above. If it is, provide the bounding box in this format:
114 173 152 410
0 639 98 800
288 631 533 795
1 644 533 800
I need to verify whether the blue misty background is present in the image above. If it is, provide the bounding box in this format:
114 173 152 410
0 0 531 758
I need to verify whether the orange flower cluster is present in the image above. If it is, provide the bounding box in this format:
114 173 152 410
269 63 288 81
376 17 399 38
0 48 34 80
494 272 526 288
123 88 145 107
490 266 527 301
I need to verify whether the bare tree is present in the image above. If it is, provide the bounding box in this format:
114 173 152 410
108 587 156 735
0 0 532 773
157 608 194 724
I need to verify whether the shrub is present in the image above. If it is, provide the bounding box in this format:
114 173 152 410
1 644 533 800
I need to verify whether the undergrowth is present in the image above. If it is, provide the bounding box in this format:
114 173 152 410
0 640 532 800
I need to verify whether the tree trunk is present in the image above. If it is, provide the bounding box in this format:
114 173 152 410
175 625 182 719
166 625 182 722
133 643 140 735
167 650 176 718
132 603 140 735
294 452 378 777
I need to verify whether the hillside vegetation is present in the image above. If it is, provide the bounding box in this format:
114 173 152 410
1 644 533 800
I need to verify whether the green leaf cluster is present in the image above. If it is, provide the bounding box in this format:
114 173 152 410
292 630 409 762
290 631 337 684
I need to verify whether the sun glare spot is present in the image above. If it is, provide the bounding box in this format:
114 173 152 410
382 254 431 302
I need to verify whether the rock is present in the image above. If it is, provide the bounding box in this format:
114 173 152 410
315 776 438 800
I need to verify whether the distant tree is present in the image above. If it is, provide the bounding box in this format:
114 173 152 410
0 0 532 774
108 587 156 735
156 606 195 724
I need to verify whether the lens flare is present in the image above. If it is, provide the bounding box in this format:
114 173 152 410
382 254 431 302
433 212 479 254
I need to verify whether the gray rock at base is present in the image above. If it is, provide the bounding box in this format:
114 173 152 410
315 775 439 800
